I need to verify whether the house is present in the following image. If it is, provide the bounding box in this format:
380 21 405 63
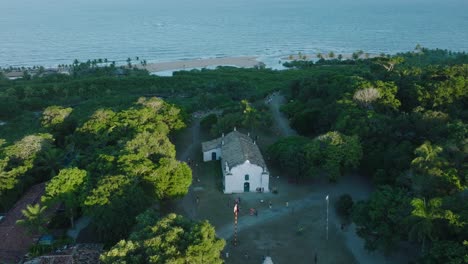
202 129 269 193
23 243 103 264
3 71 24 80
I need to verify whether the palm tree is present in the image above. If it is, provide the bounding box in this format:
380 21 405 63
16 204 49 235
409 198 442 253
328 51 335 58
411 141 444 173
32 147 61 180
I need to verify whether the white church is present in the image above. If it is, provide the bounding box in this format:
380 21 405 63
202 129 270 193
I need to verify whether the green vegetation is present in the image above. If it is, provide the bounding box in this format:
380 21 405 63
268 131 362 181
335 194 354 222
0 47 466 261
42 168 88 228
0 133 59 211
16 204 49 235
100 212 225 264
278 48 467 262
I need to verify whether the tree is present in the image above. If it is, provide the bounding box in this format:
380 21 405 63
352 52 359 60
41 106 73 130
268 136 311 180
352 186 411 253
328 51 335 59
83 175 150 243
376 56 404 72
100 213 225 264
41 106 75 146
335 194 353 222
240 99 261 130
411 142 462 196
16 203 49 235
353 88 380 109
124 131 176 160
200 114 218 130
412 141 444 172
408 198 444 253
42 168 88 228
420 240 468 264
149 158 192 200
0 133 56 210
311 131 362 181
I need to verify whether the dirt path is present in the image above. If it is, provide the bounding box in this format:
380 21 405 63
176 95 406 263
176 118 201 219
268 93 297 137
262 92 405 264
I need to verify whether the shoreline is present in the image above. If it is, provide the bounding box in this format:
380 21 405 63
0 51 390 78
138 56 261 73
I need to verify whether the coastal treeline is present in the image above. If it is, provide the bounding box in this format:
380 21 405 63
271 48 467 262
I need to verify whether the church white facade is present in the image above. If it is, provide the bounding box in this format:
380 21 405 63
202 130 269 193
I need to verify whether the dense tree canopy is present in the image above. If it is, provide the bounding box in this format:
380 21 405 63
0 133 59 210
42 167 88 228
276 48 467 261
0 48 466 261
100 213 225 264
268 132 362 181
352 186 412 253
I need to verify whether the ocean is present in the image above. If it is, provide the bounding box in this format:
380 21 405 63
1 0 467 68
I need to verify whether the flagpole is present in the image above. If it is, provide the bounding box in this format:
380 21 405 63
326 195 329 241
234 202 238 247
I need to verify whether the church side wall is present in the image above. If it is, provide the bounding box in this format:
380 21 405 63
203 148 221 162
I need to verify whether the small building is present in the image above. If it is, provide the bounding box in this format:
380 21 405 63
4 71 24 80
202 129 269 193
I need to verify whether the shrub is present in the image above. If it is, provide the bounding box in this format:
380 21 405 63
335 194 353 221
200 114 218 130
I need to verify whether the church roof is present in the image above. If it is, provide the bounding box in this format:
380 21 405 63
202 131 267 169
201 137 221 152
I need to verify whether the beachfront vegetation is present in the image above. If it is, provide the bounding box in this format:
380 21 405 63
0 47 466 261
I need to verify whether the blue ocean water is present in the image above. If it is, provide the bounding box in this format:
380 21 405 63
1 0 467 67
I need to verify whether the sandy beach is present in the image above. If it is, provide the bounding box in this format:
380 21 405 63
138 56 260 73
281 52 381 61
